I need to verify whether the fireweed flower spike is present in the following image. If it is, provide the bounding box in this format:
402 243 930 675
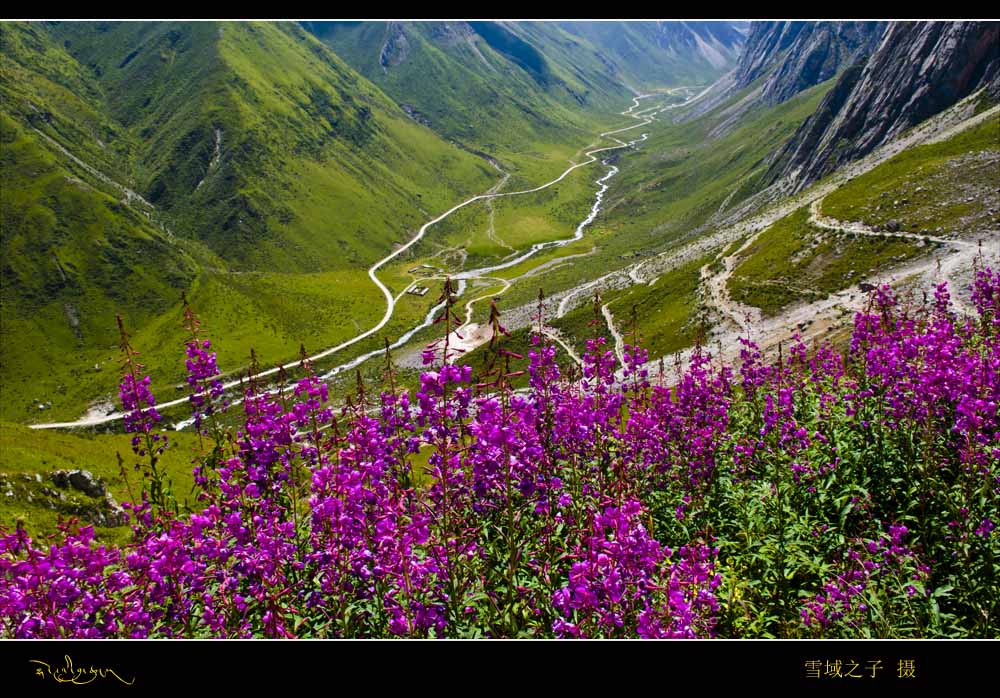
117 315 171 513
182 294 228 434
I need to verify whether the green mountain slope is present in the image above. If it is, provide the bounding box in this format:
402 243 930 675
1 24 201 421
602 79 836 245
303 21 639 182
1 21 500 423
306 22 746 182
0 23 138 180
48 21 495 272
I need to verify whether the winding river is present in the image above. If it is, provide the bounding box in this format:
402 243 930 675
32 88 709 430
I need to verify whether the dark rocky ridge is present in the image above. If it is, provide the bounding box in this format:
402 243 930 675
735 21 886 106
766 21 1000 190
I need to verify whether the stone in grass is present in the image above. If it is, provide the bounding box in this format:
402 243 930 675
46 470 127 526
51 469 106 498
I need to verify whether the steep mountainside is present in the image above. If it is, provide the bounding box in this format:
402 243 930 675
304 21 742 179
554 21 745 91
0 23 137 184
1 23 199 404
302 21 632 177
47 21 494 272
1 21 497 421
734 21 886 106
767 21 1000 189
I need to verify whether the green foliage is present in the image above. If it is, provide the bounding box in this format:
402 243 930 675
728 208 929 316
822 120 998 238
704 338 999 638
0 422 204 544
607 253 712 356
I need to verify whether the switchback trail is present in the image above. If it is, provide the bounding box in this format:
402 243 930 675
491 92 998 387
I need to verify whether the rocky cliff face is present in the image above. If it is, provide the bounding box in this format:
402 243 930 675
634 21 746 69
735 21 886 106
767 21 1000 189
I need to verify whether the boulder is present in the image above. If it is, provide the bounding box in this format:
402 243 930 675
52 469 106 498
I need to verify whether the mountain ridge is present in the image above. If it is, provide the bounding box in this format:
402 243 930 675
766 21 1000 189
734 21 886 106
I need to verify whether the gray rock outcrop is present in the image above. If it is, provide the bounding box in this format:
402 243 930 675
767 22 999 190
735 21 887 106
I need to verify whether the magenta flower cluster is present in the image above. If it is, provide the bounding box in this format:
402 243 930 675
2 269 997 638
800 523 930 630
185 339 226 429
119 374 163 453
